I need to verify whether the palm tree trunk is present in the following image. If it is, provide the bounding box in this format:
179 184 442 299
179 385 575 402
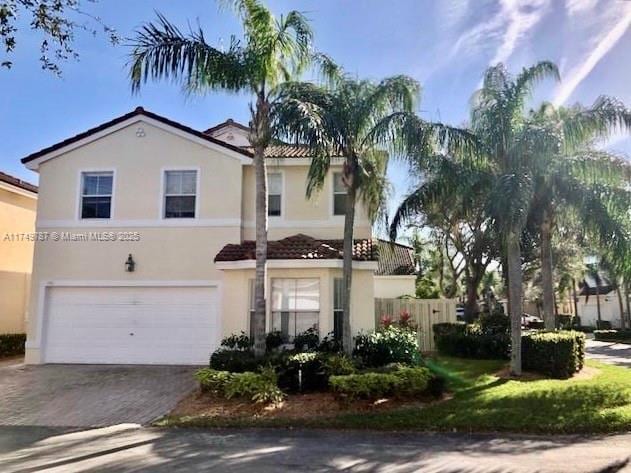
540 215 555 330
342 186 357 355
506 230 523 376
251 94 270 357
253 144 268 356
625 280 631 329
616 282 625 329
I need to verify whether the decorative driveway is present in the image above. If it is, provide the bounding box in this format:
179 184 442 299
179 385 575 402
586 339 631 368
0 364 197 427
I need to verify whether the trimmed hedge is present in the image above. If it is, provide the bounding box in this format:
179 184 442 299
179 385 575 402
522 331 585 379
433 323 510 359
0 333 26 358
594 329 631 342
209 349 258 372
329 366 432 400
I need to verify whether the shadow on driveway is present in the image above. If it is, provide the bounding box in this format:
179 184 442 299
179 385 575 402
586 340 631 368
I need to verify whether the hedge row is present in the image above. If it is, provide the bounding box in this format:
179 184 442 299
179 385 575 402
329 366 433 400
594 330 631 342
433 323 510 359
522 331 585 379
0 333 26 358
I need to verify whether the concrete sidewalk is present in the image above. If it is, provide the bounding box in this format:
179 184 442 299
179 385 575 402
586 339 631 368
1 425 630 472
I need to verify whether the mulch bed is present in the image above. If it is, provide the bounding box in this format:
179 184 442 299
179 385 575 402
171 390 432 421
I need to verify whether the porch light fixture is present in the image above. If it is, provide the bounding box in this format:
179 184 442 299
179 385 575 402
125 254 136 272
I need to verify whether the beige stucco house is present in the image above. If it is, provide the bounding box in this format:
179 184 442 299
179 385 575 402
0 171 38 334
21 108 415 365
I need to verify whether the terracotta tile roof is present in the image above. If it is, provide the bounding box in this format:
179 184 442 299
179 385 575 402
240 144 344 159
0 171 38 194
215 234 377 262
22 107 253 164
375 239 416 276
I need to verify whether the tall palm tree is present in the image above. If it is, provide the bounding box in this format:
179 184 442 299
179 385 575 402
273 76 416 353
526 100 631 329
274 75 477 353
471 62 561 375
128 0 322 356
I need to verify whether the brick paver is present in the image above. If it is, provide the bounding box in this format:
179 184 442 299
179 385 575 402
0 364 196 427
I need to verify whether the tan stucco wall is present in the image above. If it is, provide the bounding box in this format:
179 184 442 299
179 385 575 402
241 164 372 241
0 187 36 333
374 276 416 298
221 266 376 339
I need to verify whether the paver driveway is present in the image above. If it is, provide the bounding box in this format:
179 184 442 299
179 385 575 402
0 363 196 427
586 339 631 368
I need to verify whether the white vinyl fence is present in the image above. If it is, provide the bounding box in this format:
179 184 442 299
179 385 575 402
374 298 457 352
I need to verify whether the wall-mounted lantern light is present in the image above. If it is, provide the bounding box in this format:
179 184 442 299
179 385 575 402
125 254 136 272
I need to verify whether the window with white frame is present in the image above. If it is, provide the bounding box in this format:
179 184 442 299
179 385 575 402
333 278 344 340
80 172 113 219
248 279 256 340
268 173 282 216
164 170 197 218
333 172 346 216
271 279 319 342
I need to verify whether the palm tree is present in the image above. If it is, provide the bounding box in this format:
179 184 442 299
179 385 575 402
273 76 416 353
526 100 631 329
471 62 561 375
128 0 322 356
274 75 477 353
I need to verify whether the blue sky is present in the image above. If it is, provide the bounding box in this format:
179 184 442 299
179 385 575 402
2 0 630 208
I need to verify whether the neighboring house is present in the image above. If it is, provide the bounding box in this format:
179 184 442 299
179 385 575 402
0 171 38 334
576 273 628 328
20 108 414 365
374 240 416 298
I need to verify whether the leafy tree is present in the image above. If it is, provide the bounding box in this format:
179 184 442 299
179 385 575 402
525 100 631 329
1 0 117 73
390 154 498 320
129 0 325 356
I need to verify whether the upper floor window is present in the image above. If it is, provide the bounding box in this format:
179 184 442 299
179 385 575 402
333 172 346 216
164 170 197 218
80 172 113 219
268 173 282 217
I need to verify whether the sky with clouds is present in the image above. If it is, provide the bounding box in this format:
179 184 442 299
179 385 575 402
1 0 630 209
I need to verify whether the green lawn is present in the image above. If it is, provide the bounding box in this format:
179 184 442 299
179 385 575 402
159 357 631 434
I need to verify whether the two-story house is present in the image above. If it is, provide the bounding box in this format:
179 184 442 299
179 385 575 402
21 107 415 365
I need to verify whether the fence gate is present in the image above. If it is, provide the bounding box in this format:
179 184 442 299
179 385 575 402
374 298 457 352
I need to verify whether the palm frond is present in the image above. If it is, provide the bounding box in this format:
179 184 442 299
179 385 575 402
129 12 248 93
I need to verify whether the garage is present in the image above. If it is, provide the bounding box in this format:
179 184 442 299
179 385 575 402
43 286 220 365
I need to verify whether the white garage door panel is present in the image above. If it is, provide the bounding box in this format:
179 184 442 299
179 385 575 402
44 286 219 365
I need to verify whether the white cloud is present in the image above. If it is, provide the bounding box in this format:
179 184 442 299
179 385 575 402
552 7 631 106
565 0 599 17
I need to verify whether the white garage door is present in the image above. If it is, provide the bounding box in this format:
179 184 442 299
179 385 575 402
43 286 220 365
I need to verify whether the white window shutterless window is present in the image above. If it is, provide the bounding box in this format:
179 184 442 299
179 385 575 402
80 172 113 219
333 172 346 216
333 278 344 340
164 170 197 218
271 279 319 342
248 279 256 340
268 173 282 216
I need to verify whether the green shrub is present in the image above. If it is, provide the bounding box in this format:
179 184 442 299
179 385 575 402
392 367 432 396
195 369 232 394
317 333 343 353
594 329 631 342
353 326 420 368
478 313 510 334
293 327 319 352
0 333 26 357
522 331 586 379
433 323 510 359
329 367 433 400
596 320 612 330
265 331 285 352
209 349 258 372
195 367 285 404
220 332 252 350
321 353 356 376
276 351 327 392
329 372 400 400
